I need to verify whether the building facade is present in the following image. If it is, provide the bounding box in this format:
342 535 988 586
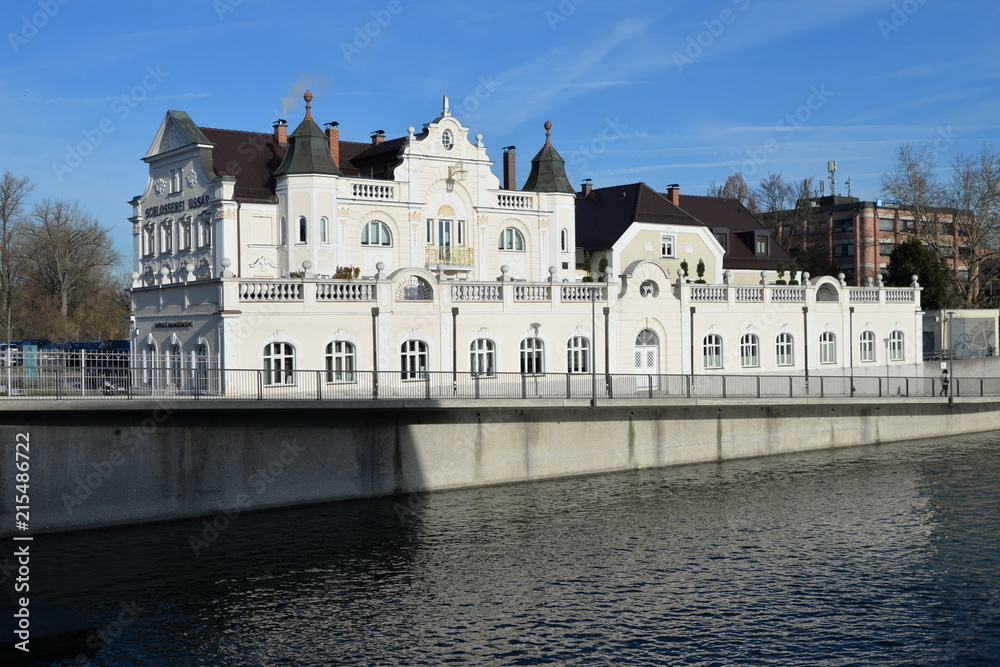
766 195 965 287
128 93 924 394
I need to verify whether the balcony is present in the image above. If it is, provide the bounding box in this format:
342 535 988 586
425 245 474 267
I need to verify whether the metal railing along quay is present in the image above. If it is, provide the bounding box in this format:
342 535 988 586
0 366 990 402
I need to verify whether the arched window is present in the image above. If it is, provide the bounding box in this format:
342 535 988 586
142 341 157 386
560 228 568 252
298 216 307 243
195 342 209 392
740 334 759 368
396 276 433 301
320 216 329 243
263 342 295 386
361 220 392 246
636 329 659 346
168 343 182 386
859 330 876 363
470 339 495 377
566 336 590 374
401 340 428 380
325 341 355 382
639 280 658 298
703 334 723 370
520 337 544 375
499 227 524 251
889 330 904 361
819 332 836 364
776 333 794 366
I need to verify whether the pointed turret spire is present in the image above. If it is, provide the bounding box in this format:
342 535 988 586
522 120 573 194
273 91 343 177
442 94 451 117
303 90 314 121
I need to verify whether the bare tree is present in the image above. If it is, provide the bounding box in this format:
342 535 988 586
880 143 944 240
949 144 1000 306
0 172 34 341
21 199 119 321
708 172 759 214
753 172 796 215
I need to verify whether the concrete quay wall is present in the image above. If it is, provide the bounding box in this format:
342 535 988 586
1 398 998 536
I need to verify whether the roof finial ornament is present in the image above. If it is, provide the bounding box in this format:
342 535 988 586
442 94 451 117
544 120 553 146
303 90 314 121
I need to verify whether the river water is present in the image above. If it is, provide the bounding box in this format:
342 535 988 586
20 432 1000 665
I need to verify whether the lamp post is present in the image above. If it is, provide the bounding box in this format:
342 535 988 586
947 310 954 404
591 284 597 407
883 336 890 397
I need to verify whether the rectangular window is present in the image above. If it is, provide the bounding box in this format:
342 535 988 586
200 220 211 248
756 236 768 255
426 219 433 244
439 219 451 247
878 217 895 232
834 219 854 234
820 334 836 364
144 225 155 256
714 232 727 251
162 222 172 253
457 220 464 246
880 243 894 256
660 234 675 258
181 221 192 250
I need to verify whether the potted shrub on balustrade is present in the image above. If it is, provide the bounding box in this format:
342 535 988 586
582 251 594 281
680 260 690 282
789 262 799 285
695 258 707 284
775 261 787 285
598 255 608 282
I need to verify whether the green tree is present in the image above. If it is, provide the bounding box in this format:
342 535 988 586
886 238 954 309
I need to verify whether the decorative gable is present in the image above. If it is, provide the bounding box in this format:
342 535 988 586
145 111 213 159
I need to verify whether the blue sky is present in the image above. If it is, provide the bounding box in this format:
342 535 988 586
3 0 999 261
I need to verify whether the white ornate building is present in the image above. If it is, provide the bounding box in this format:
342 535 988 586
128 93 923 393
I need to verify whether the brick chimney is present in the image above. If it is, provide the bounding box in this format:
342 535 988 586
502 146 516 190
273 119 288 147
580 179 593 197
325 122 340 168
371 130 385 145
667 183 680 206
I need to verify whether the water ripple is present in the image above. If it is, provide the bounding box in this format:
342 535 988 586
23 433 1000 665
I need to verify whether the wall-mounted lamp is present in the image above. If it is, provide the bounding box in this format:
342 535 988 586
448 161 468 181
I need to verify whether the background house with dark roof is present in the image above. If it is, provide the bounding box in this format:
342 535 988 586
575 183 792 284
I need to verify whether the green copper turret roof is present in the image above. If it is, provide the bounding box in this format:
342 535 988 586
522 120 574 194
273 91 343 177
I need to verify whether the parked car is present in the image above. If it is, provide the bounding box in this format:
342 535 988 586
63 340 103 367
19 338 61 364
0 342 21 367
91 339 132 389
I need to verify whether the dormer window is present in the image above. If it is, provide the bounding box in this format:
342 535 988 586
756 235 768 255
441 129 454 151
714 232 727 252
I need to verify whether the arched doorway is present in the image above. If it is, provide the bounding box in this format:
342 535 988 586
635 329 659 389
